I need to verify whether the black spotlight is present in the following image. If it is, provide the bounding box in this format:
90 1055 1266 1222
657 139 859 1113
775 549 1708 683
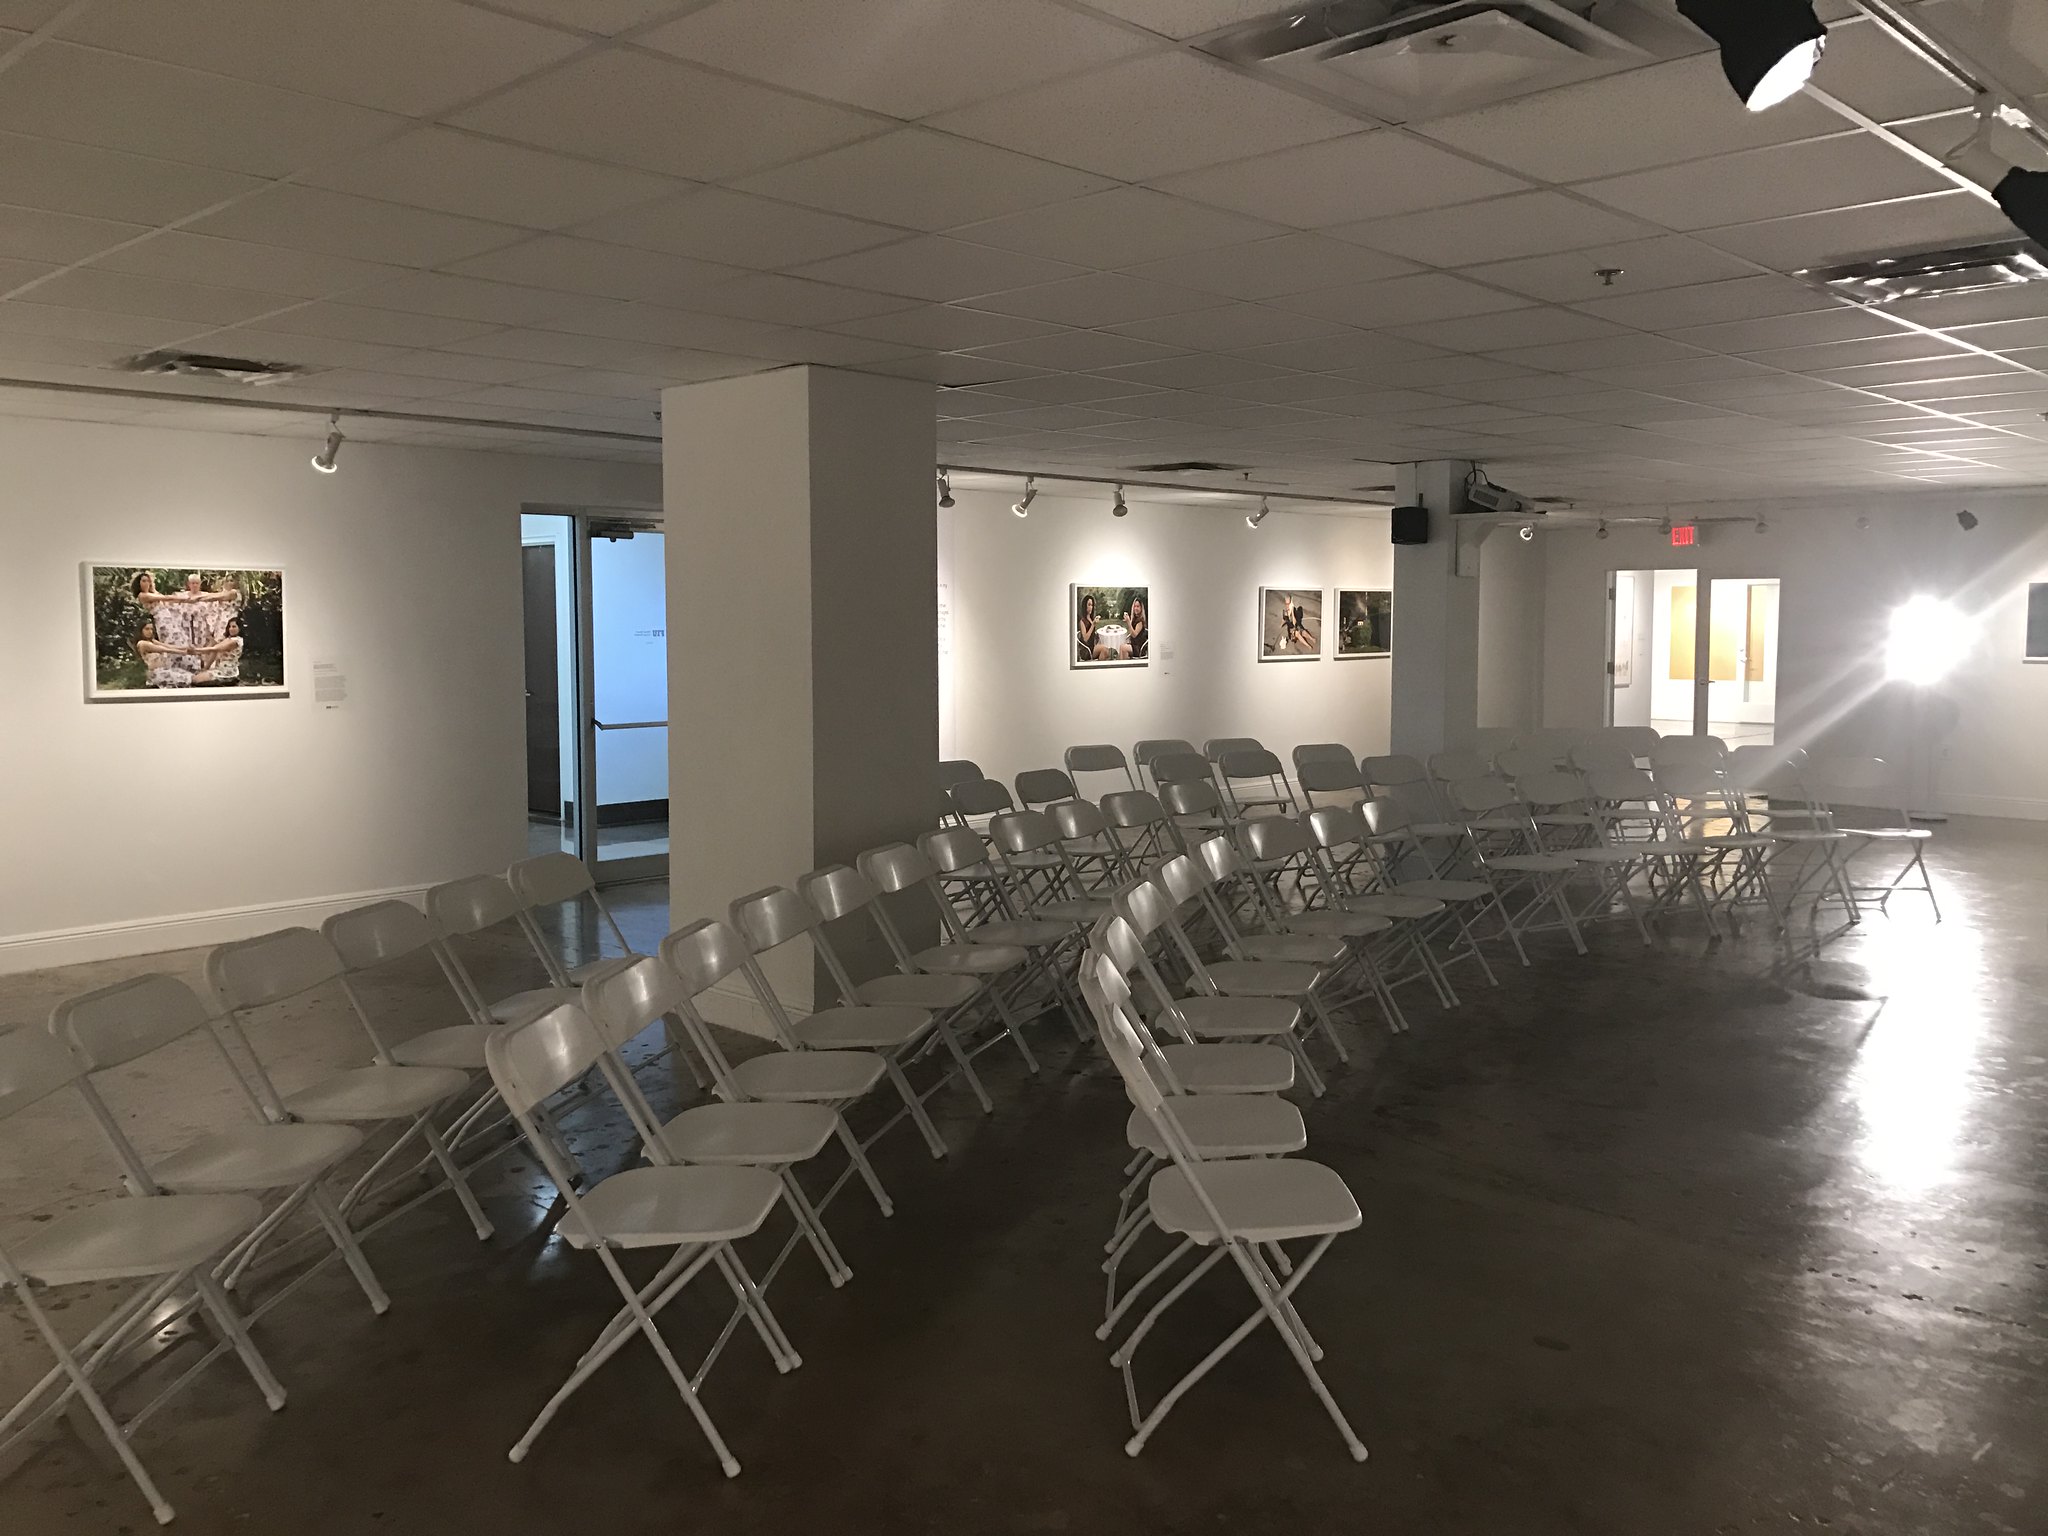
1957 509 1980 531
1677 0 1827 112
1993 167 2048 244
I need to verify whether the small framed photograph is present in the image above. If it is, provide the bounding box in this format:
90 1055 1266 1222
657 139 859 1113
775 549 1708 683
1072 584 1150 668
2028 582 2048 662
1335 588 1392 659
84 564 288 701
1259 587 1322 661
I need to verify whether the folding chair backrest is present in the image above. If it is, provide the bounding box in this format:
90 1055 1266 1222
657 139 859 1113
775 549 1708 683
1133 739 1197 776
1162 846 1218 901
921 825 992 874
798 864 877 923
988 808 1060 856
1451 777 1521 816
1295 756 1363 798
1015 768 1078 808
1065 744 1135 793
1048 798 1109 841
858 842 937 895
1160 779 1223 819
323 899 438 971
1584 767 1660 804
1292 742 1353 774
729 885 820 952
1569 739 1636 773
208 927 343 1011
485 1002 606 1119
659 918 751 997
1429 750 1490 785
1114 876 1177 940
1517 727 1577 764
1652 735 1726 768
938 758 984 792
508 851 594 907
1815 755 1895 798
1204 737 1262 764
51 974 210 1070
1611 726 1662 758
1190 833 1244 884
1652 764 1724 800
1725 744 1797 795
1304 803 1367 852
1239 813 1311 862
1101 789 1168 831
427 873 526 937
947 777 1014 818
0 1028 84 1121
1357 796 1415 838
1219 747 1287 785
1099 913 1149 975
1363 754 1428 792
1151 751 1214 787
1517 770 1589 810
582 955 683 1051
1493 746 1552 780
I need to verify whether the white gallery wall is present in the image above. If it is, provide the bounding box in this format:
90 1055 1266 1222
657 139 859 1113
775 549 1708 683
938 489 1394 788
0 415 659 971
1540 494 2048 819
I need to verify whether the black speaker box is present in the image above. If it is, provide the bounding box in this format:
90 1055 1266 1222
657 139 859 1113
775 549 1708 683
1391 505 1429 545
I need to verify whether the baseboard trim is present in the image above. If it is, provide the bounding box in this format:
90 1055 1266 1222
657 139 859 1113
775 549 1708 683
1936 793 2048 822
0 883 437 975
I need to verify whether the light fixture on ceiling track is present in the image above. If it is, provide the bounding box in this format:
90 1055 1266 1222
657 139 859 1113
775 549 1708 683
1111 484 1129 518
1517 522 1536 542
936 469 954 508
1011 476 1036 518
1677 0 1827 112
1595 519 1610 540
1245 496 1270 530
310 411 343 474
1755 515 1769 535
1943 105 2048 245
1956 509 1979 531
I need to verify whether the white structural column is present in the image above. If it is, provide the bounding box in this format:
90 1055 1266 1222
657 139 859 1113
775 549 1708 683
1390 459 1481 757
663 366 937 1023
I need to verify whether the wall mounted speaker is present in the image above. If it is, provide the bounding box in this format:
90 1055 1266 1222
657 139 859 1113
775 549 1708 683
1391 505 1429 545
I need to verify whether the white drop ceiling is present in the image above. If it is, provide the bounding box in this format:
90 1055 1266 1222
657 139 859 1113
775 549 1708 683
0 0 2046 501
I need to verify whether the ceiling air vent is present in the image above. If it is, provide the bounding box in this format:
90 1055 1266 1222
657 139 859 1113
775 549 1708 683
1127 460 1253 473
1200 1 1684 124
1796 239 2048 307
125 349 307 386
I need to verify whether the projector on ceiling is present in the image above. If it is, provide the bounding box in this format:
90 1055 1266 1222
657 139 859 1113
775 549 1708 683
1464 480 1532 516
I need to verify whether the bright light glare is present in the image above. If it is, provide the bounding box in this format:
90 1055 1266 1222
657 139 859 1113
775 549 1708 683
1747 37 1821 110
1884 594 1976 685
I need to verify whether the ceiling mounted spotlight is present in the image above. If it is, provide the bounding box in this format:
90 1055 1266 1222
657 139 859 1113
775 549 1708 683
1855 513 1871 531
1245 496 1270 530
1677 0 1826 113
1944 110 2048 244
1112 484 1129 518
1957 509 1979 531
1011 476 1036 518
1755 516 1768 535
1595 519 1609 540
1992 166 2048 246
1517 522 1535 542
936 469 954 508
310 411 343 474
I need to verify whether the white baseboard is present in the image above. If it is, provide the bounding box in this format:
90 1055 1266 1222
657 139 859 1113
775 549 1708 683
1936 793 2048 822
0 884 437 975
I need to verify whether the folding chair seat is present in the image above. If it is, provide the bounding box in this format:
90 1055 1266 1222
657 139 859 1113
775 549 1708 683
1015 767 1079 810
53 975 390 1319
483 1005 796 1478
0 1030 286 1527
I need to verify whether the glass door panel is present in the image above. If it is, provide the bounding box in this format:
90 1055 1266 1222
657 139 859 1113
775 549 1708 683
586 527 668 879
1706 577 1779 748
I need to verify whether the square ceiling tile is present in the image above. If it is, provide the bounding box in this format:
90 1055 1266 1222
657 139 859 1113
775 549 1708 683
334 271 607 326
640 0 1152 118
1488 333 1701 371
1329 190 1655 268
927 52 1360 181
1571 274 1833 329
300 127 682 231
0 43 403 179
450 235 746 307
1577 132 1950 233
1462 236 1758 305
0 299 198 346
59 0 582 117
1417 53 1843 184
795 237 1081 303
1121 232 1413 299
444 327 676 367
1074 1 1293 38
1382 306 1627 354
1230 331 1447 372
1106 302 1345 351
461 0 683 35
1094 354 1297 390
965 329 1181 371
1699 190 2016 272
735 129 1112 231
1155 131 1529 228
372 349 558 385
1804 17 1978 124
257 302 503 349
0 132 265 225
1667 308 1906 355
827 303 1060 351
192 186 524 267
955 187 1281 268
968 270 1215 327
568 186 903 268
977 372 1165 405
0 205 146 265
678 272 918 326
450 52 880 183
91 232 404 297
15 268 296 325
1274 271 1530 328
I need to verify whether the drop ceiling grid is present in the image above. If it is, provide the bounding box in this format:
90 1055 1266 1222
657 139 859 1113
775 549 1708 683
0 0 2038 497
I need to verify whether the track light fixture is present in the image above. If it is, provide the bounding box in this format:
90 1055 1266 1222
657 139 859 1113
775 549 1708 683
1245 496 1270 530
936 469 954 508
1111 484 1129 517
1677 0 1826 113
1957 509 1979 531
310 411 343 473
1595 519 1609 540
1517 522 1535 542
1945 108 2048 246
1011 476 1036 518
1755 515 1768 535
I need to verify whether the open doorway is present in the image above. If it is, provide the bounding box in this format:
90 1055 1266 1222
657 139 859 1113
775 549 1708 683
1607 568 1780 746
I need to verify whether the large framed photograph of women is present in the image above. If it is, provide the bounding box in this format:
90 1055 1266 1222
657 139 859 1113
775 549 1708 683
83 564 287 700
1071 584 1149 668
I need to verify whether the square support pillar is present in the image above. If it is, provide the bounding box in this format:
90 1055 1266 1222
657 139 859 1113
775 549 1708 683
1390 459 1481 757
663 366 937 1028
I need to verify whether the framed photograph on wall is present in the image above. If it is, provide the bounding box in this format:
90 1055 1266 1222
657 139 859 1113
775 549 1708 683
83 564 288 700
1072 583 1149 668
1334 588 1392 659
1259 587 1322 661
2028 583 2048 662
1610 572 1634 685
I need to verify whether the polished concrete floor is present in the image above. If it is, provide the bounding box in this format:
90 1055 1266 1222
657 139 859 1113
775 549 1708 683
2 822 2044 1534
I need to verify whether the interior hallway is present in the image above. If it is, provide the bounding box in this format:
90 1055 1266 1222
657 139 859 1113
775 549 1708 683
2 822 2042 1534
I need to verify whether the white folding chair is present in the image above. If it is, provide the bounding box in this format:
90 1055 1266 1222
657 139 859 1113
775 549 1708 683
1047 797 1127 892
1445 779 1588 961
1322 801 1501 990
1813 755 1940 919
1133 738 1199 796
1513 770 1654 946
507 850 645 988
1085 952 1369 1463
53 975 388 1320
484 1004 794 1477
1066 743 1140 799
0 1029 285 1526
1294 750 1365 809
1217 747 1297 819
1014 767 1079 810
1099 788 1179 870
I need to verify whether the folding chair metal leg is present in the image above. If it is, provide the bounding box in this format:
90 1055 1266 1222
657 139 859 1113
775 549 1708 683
986 985 1041 1074
832 1114 893 1217
189 1271 288 1411
414 1115 494 1240
308 1183 390 1315
883 1058 948 1158
929 1021 994 1115
777 1169 850 1288
711 1244 801 1372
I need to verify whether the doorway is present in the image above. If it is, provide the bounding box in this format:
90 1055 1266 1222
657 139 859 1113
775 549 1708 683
518 509 667 882
1607 568 1780 746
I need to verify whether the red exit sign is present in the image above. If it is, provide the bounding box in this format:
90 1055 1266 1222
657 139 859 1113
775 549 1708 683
1669 524 1697 547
